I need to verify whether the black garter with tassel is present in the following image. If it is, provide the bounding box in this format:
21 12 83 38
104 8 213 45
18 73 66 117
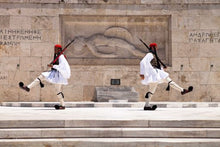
166 81 172 91
37 78 44 88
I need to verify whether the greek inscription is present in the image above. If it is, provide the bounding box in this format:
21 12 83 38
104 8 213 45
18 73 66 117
0 28 42 46
189 31 220 43
0 72 7 80
0 75 7 80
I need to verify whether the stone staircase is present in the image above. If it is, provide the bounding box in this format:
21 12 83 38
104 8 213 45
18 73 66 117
0 119 220 147
0 103 220 146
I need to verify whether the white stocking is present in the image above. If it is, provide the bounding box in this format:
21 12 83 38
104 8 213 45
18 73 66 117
27 75 45 89
55 84 65 106
164 77 184 92
145 82 158 107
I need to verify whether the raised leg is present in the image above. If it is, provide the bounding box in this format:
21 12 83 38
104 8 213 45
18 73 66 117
19 74 45 92
27 75 45 89
164 77 193 95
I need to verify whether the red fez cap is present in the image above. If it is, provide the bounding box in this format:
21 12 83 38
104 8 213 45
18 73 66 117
55 44 62 49
149 43 157 48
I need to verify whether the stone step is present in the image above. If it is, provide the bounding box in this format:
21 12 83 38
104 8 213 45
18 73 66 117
0 119 220 128
1 102 220 108
0 128 220 139
0 138 220 147
0 107 219 146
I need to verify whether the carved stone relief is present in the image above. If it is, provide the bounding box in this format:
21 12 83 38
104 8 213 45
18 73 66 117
61 15 170 65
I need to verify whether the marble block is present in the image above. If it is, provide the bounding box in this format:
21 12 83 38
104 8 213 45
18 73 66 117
95 86 139 102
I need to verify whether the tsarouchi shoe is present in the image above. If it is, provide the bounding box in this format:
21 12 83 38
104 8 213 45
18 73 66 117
181 86 193 95
144 105 157 111
19 82 30 92
54 105 65 110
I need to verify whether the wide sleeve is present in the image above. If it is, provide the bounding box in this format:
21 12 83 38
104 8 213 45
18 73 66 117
140 62 145 75
143 53 157 76
53 55 71 79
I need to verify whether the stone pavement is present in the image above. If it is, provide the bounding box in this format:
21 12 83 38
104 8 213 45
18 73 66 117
0 103 220 147
1 101 220 108
0 105 220 121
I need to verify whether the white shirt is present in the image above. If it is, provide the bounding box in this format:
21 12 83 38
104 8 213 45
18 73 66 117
140 52 169 85
42 55 71 85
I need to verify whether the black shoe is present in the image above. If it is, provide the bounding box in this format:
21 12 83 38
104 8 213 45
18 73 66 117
144 105 157 111
181 86 193 95
19 82 30 92
144 106 152 110
152 105 157 110
54 105 65 110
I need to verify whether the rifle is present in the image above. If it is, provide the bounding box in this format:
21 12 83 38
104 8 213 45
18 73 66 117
139 38 150 50
51 39 75 64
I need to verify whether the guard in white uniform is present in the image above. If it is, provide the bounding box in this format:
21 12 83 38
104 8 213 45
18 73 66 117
19 44 71 110
140 43 193 110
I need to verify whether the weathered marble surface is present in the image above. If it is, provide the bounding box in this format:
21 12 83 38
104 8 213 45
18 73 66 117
0 1 219 102
95 86 139 102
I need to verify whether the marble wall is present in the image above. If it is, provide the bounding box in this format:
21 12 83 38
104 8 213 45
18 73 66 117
0 0 219 102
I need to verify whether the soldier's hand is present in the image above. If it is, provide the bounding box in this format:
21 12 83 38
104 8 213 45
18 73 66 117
47 64 53 68
163 66 167 71
140 75 145 80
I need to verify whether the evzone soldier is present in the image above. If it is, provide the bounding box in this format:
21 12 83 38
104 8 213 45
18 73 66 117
19 44 71 110
140 41 193 111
